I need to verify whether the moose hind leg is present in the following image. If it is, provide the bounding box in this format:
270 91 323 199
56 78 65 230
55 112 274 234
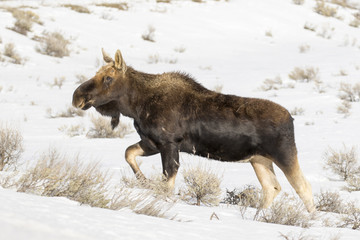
250 155 281 209
277 156 315 213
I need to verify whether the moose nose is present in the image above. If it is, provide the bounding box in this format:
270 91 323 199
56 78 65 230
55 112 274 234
72 85 85 108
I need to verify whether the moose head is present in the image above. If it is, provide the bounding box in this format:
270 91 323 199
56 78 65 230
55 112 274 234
72 49 128 129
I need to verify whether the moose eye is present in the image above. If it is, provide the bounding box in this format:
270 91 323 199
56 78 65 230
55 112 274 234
104 76 113 85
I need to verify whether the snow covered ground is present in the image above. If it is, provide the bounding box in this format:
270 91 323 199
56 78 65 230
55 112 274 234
1 0 360 239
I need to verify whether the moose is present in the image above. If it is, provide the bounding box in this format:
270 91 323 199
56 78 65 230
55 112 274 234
72 49 315 212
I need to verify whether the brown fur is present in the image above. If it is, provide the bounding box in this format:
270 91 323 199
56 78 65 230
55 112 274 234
72 49 315 212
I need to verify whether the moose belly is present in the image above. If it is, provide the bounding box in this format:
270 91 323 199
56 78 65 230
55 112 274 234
182 121 262 162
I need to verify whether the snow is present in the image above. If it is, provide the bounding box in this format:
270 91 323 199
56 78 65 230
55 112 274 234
1 0 360 239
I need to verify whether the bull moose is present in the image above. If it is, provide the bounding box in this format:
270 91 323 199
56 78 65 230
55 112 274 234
72 49 315 212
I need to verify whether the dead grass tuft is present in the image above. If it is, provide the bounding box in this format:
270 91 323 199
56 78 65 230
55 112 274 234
292 0 305 5
7 8 42 35
338 82 360 102
288 67 319 82
58 124 85 137
142 25 156 42
87 115 134 138
63 4 90 14
314 1 338 17
337 100 351 118
278 231 315 240
47 106 84 118
260 76 283 91
95 3 129 11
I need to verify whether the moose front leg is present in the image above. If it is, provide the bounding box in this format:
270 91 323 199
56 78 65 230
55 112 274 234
125 141 158 179
160 143 180 190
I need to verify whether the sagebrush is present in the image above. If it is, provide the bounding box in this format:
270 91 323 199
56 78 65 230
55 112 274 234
181 162 222 206
288 67 319 82
0 124 23 171
3 43 23 64
323 145 360 181
259 193 313 228
15 149 111 208
315 190 345 213
36 31 70 58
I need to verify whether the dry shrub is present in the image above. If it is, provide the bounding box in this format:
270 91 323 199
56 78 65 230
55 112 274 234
337 100 351 117
260 76 282 91
87 115 134 138
317 24 334 39
1 147 176 218
290 107 305 116
63 4 90 14
338 82 360 102
3 43 23 64
0 124 23 171
36 31 70 58
109 187 175 219
120 171 175 200
47 106 84 118
349 19 360 28
315 190 345 213
75 74 88 84
181 162 222 206
7 8 42 35
344 174 360 192
339 202 360 230
304 22 316 32
292 0 305 5
96 3 129 11
157 0 172 2
174 46 186 53
142 25 156 42
259 193 313 228
15 149 110 208
299 44 310 53
58 124 85 137
48 77 65 89
331 0 355 8
323 145 360 181
279 231 315 240
223 185 262 208
314 1 337 17
288 67 319 82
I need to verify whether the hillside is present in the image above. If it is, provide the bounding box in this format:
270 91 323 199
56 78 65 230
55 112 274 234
1 0 360 239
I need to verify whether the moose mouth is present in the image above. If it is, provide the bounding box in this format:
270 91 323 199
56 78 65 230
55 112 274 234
81 103 92 110
73 98 93 110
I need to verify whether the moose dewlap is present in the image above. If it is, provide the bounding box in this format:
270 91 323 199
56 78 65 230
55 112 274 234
72 49 315 212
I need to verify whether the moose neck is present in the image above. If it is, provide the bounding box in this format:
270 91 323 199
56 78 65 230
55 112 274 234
114 67 157 121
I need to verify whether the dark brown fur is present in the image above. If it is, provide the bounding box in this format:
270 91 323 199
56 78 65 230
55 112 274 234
72 49 315 212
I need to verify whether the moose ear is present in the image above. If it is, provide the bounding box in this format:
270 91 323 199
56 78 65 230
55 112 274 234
114 50 127 74
102 48 113 63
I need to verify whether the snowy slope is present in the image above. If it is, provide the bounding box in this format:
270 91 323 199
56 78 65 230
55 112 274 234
1 0 360 239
